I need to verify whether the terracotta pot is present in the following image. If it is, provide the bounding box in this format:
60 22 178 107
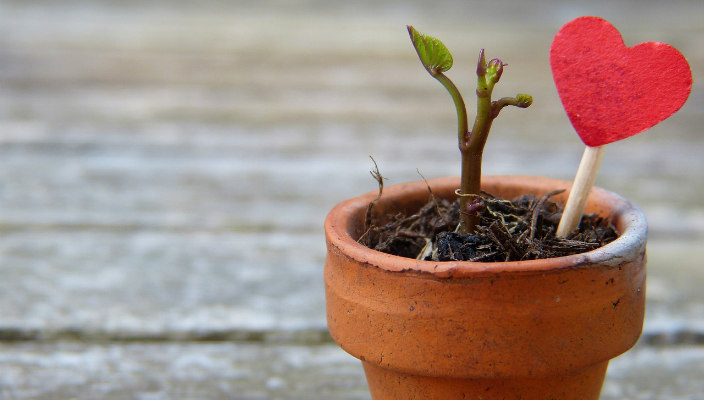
324 176 647 400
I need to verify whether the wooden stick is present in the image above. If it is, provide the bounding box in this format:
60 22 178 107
556 145 606 238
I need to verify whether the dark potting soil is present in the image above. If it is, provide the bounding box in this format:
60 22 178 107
358 190 618 262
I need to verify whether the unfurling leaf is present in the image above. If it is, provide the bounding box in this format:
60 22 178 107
407 25 453 75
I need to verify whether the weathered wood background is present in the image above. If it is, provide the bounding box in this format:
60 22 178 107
0 0 703 398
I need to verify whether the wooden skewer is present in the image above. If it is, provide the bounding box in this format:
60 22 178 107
556 145 606 238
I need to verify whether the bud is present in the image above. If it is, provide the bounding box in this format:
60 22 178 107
486 58 504 84
476 49 486 77
464 198 485 216
515 93 533 108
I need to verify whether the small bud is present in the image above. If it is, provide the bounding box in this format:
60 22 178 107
486 58 504 84
464 198 485 216
515 93 533 108
476 49 486 77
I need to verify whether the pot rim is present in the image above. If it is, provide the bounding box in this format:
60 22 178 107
325 175 647 278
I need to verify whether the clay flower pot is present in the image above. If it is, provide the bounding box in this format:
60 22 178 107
324 176 646 400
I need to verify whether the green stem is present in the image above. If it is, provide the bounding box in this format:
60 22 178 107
434 72 486 234
406 31 532 235
459 66 496 233
468 87 495 152
432 72 468 151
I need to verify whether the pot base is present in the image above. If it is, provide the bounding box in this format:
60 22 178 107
362 360 608 400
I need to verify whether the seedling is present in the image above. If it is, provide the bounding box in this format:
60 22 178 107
407 26 532 234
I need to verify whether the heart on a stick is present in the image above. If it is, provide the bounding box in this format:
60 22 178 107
551 16 692 146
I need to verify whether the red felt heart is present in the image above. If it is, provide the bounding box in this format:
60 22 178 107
550 16 692 147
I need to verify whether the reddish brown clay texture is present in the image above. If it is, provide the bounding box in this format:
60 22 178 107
324 176 647 400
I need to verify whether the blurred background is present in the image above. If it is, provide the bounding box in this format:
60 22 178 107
0 0 702 398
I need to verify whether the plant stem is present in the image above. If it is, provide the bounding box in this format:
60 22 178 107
457 52 532 234
407 29 532 235
432 72 483 233
460 150 483 211
433 72 468 154
458 54 498 233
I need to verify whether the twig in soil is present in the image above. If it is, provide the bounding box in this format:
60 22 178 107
417 169 449 226
358 156 385 246
417 238 433 260
530 189 565 241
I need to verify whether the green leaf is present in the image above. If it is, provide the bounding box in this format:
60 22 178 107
407 25 453 75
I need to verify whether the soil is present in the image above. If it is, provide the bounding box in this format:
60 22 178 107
358 189 618 262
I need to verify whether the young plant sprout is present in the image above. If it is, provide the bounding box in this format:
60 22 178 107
407 26 532 234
